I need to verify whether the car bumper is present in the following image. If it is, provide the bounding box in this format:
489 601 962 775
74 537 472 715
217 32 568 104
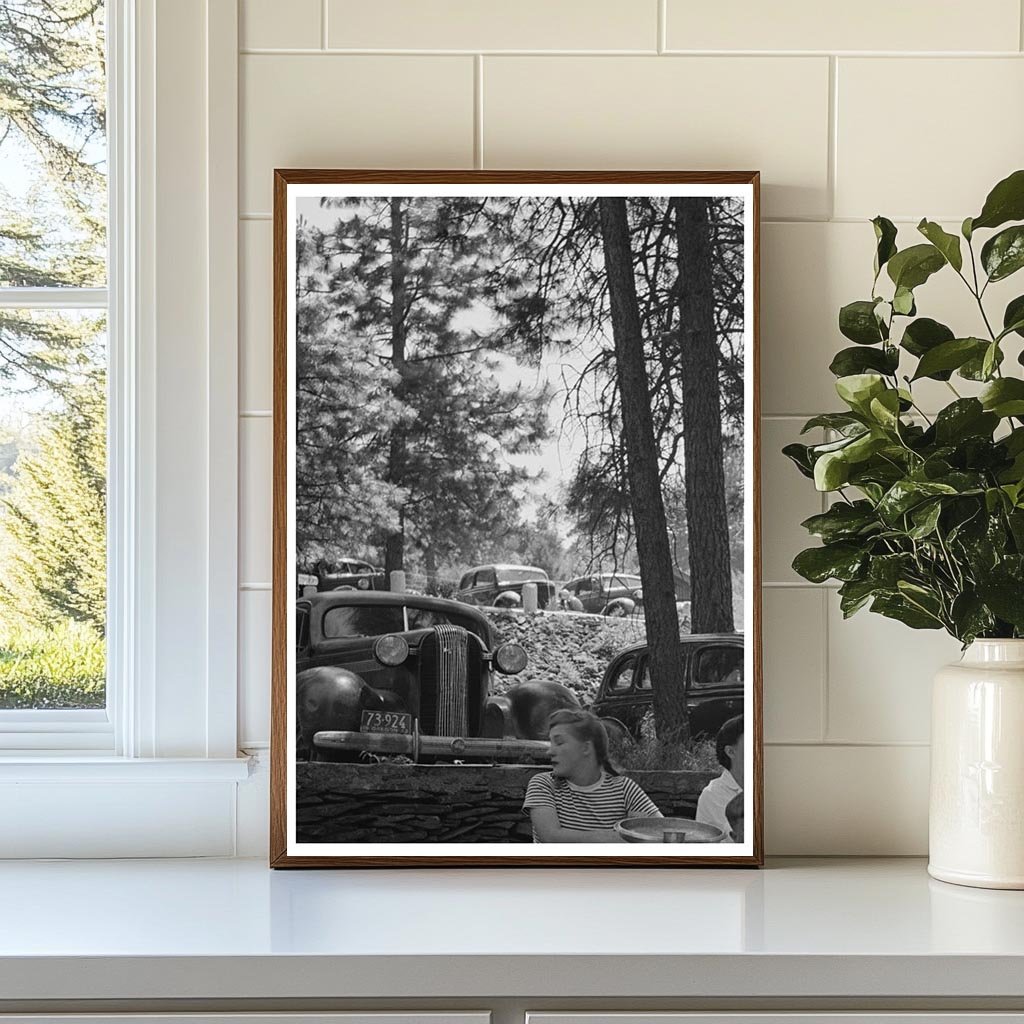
313 730 551 762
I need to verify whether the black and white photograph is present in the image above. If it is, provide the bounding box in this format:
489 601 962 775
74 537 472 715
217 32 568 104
272 171 762 867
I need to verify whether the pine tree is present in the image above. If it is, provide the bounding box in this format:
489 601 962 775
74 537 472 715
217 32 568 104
0 0 106 391
294 197 550 576
0 375 106 632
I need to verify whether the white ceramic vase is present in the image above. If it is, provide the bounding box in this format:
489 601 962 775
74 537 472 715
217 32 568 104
929 639 1024 889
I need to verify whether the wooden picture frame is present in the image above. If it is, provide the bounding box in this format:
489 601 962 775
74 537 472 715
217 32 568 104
271 170 762 867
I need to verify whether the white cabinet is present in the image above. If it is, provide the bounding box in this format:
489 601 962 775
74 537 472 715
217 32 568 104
0 1016 489 1024
528 1017 1024 1024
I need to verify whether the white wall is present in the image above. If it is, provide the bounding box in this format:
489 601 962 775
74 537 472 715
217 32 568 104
234 0 1024 855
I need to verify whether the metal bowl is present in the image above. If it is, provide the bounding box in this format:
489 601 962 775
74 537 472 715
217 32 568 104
615 816 726 844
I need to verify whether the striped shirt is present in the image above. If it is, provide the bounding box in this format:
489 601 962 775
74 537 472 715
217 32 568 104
523 771 662 842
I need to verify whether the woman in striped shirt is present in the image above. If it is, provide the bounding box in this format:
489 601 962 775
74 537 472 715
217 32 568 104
523 708 662 843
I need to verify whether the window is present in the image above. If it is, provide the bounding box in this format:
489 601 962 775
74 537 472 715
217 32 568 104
607 656 636 695
693 646 744 689
0 2 109 729
0 0 245 856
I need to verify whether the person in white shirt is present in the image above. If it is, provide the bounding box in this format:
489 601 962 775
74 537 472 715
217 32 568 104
696 714 744 841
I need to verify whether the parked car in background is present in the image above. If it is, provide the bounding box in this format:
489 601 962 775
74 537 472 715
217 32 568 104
307 557 386 594
561 573 645 616
295 591 551 762
454 564 558 610
592 633 744 740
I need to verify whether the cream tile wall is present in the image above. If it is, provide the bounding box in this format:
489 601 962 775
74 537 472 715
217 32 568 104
236 0 1024 855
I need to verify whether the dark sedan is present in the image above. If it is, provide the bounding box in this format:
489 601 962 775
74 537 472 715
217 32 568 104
592 633 744 740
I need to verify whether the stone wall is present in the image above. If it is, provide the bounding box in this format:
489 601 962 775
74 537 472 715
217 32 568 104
296 762 717 843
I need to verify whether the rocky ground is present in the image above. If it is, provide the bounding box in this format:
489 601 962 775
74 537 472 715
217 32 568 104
484 607 649 702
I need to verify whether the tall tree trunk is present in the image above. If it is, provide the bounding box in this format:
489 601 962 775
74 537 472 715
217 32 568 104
385 199 408 578
674 198 734 633
598 198 690 744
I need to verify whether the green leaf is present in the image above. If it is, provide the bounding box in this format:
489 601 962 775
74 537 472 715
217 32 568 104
838 579 877 618
900 318 955 367
950 592 995 644
800 413 865 435
872 216 898 277
979 378 1024 418
976 579 1024 629
934 399 998 444
829 345 899 378
960 344 1004 381
962 216 974 241
908 500 943 540
792 543 866 584
1002 295 1024 340
982 341 1001 381
871 594 943 630
877 479 958 523
782 442 815 479
835 373 887 413
839 299 886 345
814 450 851 491
800 501 879 543
917 219 963 272
971 169 1024 232
868 389 902 431
981 225 1024 282
868 552 915 587
892 286 916 316
911 337 988 381
887 243 946 291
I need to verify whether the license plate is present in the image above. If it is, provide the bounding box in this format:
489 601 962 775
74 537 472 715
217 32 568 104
360 710 413 735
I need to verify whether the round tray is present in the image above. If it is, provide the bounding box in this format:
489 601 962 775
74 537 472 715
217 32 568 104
615 816 726 843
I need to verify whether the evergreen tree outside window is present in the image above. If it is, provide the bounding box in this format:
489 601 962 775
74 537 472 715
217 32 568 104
0 1 107 711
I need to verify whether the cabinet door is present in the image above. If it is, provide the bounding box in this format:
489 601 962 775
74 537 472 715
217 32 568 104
528 1016 1024 1024
0 1015 489 1024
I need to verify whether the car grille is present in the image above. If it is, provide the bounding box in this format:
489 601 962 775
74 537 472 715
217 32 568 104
418 625 483 737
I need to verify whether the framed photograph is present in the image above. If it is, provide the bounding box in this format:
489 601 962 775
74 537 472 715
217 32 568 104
271 170 762 867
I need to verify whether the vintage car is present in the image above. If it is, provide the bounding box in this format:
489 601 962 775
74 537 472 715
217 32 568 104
454 564 558 610
592 633 744 740
305 557 386 594
560 573 645 616
295 590 563 762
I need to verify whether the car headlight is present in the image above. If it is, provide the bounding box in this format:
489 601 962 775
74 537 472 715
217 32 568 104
357 577 370 590
374 634 410 666
493 642 527 675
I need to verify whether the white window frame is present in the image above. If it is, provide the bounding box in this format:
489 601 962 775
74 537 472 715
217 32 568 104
0 0 249 856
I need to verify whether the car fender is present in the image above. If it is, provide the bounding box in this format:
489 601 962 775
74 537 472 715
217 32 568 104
494 589 522 608
506 679 581 739
295 664 391 761
482 694 516 738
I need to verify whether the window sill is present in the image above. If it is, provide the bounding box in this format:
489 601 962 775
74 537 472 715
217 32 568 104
0 755 252 782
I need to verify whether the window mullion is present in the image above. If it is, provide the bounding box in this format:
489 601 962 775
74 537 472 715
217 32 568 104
0 287 108 310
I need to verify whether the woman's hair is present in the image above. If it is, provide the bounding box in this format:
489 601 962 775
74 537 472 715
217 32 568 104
547 708 619 776
715 714 744 769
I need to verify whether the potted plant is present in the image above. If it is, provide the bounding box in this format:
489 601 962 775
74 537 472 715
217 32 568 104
785 169 1024 889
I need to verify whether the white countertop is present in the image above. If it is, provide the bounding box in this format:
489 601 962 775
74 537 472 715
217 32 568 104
1 857 1023 1002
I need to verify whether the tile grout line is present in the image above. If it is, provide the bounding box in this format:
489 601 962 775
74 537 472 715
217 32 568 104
827 55 838 221
474 55 484 169
321 0 328 50
657 0 666 54
238 47 1024 57
820 587 831 744
1021 0 1024 52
